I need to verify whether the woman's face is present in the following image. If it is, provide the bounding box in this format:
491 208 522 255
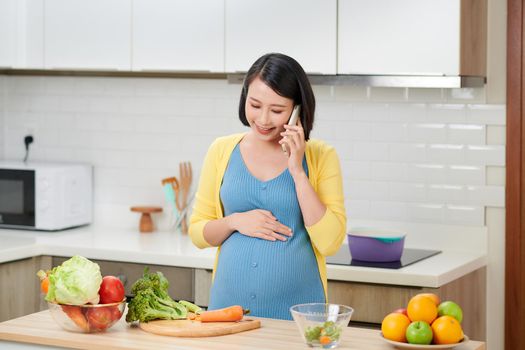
245 76 294 143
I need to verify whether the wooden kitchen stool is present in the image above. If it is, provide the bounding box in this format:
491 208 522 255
130 206 163 233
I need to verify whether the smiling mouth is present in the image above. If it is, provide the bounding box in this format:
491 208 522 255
255 124 275 135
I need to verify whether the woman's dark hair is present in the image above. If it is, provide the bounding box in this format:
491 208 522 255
238 53 315 141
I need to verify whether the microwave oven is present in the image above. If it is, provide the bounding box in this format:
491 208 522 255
0 161 93 231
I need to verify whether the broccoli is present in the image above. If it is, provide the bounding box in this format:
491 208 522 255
126 289 187 323
127 267 201 323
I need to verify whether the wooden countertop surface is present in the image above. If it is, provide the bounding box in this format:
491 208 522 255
0 311 485 350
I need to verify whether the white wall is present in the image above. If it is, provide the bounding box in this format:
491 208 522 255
1 76 505 227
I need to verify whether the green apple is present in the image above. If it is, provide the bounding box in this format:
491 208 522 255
405 321 433 345
437 301 463 323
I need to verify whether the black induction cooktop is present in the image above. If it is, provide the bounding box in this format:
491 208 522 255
326 245 441 269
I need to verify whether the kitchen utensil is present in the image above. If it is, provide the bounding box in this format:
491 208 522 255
48 299 126 333
347 228 406 262
178 161 193 234
161 176 180 229
290 303 353 349
380 333 470 350
173 189 196 230
130 206 163 233
139 318 261 337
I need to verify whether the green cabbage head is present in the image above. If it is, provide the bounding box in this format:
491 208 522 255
45 255 102 305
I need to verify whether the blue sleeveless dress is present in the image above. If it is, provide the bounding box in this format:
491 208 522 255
208 144 325 320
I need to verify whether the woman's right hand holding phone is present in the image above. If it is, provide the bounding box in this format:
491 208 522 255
229 210 292 241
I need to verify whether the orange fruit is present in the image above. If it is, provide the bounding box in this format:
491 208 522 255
381 312 411 342
414 293 440 306
407 295 438 324
431 315 464 344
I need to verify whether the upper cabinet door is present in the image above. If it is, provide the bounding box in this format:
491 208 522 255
225 0 336 74
44 0 131 70
0 0 44 68
338 0 460 76
133 0 224 72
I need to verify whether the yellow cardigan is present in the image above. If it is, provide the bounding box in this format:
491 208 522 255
189 133 347 298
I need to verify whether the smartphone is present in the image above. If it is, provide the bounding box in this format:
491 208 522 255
281 105 301 153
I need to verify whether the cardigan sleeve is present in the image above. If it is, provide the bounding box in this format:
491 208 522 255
189 140 220 249
305 145 347 256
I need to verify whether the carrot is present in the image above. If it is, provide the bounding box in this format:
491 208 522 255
199 305 248 322
319 335 332 345
40 277 49 294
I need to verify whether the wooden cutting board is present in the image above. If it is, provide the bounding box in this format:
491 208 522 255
139 318 261 337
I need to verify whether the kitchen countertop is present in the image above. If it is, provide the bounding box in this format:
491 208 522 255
0 225 487 288
0 310 486 350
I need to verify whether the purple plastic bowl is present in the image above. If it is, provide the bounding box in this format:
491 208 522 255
347 234 405 262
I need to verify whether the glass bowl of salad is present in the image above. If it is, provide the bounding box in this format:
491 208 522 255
290 303 354 349
48 299 126 333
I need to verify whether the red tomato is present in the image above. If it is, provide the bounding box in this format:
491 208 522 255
86 307 113 331
98 276 125 304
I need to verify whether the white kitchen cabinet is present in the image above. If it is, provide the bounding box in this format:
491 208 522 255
44 0 131 70
0 0 44 68
338 0 487 76
132 0 224 72
225 0 336 74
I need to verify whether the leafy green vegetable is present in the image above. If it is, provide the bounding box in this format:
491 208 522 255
45 255 102 305
126 267 200 323
304 321 342 344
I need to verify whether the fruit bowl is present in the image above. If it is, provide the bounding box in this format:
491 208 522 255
290 303 354 349
380 333 470 350
48 299 126 333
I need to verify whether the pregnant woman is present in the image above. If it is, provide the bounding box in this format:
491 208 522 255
189 53 346 320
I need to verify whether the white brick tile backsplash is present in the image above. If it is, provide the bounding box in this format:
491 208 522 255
405 164 441 183
448 165 485 185
487 125 506 145
465 145 506 166
444 205 484 226
369 87 408 102
427 104 467 123
389 183 426 201
407 203 444 223
341 161 370 180
428 184 466 202
487 167 505 186
389 143 426 162
335 122 371 141
426 144 465 163
28 95 61 112
467 104 506 125
370 162 407 181
447 124 486 144
466 186 505 207
370 122 407 142
333 86 368 101
316 102 352 121
353 103 389 122
0 76 505 228
370 201 408 221
446 88 486 103
406 88 445 102
345 199 370 219
347 181 389 200
353 142 389 161
407 123 447 143
60 96 90 112
388 103 426 122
